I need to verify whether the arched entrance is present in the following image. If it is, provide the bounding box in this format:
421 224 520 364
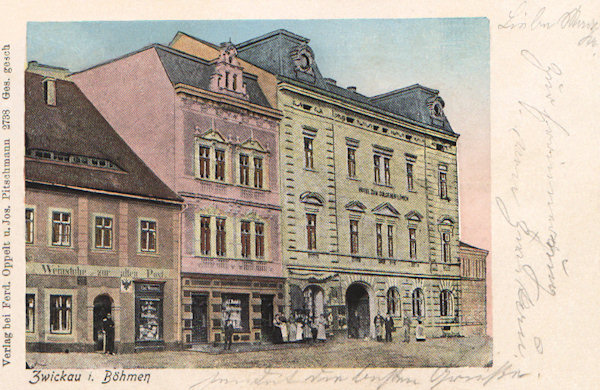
93 294 112 351
303 285 324 321
346 283 370 339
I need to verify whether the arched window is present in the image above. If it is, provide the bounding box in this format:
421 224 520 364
440 290 454 317
412 288 424 317
386 288 400 316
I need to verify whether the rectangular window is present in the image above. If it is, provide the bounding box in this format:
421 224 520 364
51 211 71 247
26 208 34 244
387 225 394 258
216 218 226 257
304 137 313 169
94 216 113 249
439 168 448 199
200 216 211 256
26 294 35 333
350 220 359 254
376 223 383 257
383 157 391 185
215 149 225 181
135 283 163 343
406 163 414 191
199 146 210 179
442 232 451 262
222 294 249 332
49 295 72 334
241 221 251 258
373 155 381 183
239 154 249 186
409 228 417 260
255 222 264 258
254 157 263 188
306 213 317 250
140 220 157 252
347 148 356 177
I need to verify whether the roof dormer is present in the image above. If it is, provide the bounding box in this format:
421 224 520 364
209 43 249 100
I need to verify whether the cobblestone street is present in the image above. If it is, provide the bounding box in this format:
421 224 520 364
27 335 492 369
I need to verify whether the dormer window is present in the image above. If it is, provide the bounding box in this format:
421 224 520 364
43 78 57 106
209 44 248 99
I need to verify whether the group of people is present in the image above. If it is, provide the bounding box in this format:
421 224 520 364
272 312 327 344
374 313 395 342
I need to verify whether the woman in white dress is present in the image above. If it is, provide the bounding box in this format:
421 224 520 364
288 315 297 342
316 314 327 342
295 315 304 342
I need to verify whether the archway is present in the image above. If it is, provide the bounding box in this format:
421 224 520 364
346 283 370 339
303 285 324 321
93 294 112 351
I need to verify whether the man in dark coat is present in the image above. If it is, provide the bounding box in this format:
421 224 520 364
384 314 394 342
102 313 115 354
223 319 234 350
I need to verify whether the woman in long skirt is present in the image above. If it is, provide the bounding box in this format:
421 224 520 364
317 314 327 342
288 315 297 342
295 316 304 342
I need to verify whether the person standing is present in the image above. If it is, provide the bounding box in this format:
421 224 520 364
384 314 394 342
316 314 327 342
102 313 115 354
272 314 283 344
288 314 297 342
403 315 411 343
280 315 289 343
295 314 304 343
223 318 234 350
374 313 384 342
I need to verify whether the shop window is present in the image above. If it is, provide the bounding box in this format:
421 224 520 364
255 222 264 258
199 145 210 179
51 211 71 247
376 223 383 258
387 225 394 258
254 157 263 188
306 213 317 250
409 228 417 260
350 220 359 254
347 147 356 177
200 216 211 255
440 289 454 317
216 218 226 257
387 288 400 316
241 221 251 258
215 149 225 181
135 283 163 343
140 220 157 252
412 288 424 318
94 216 113 249
50 295 72 334
304 137 314 169
26 208 34 244
26 294 35 333
222 294 249 332
239 154 249 186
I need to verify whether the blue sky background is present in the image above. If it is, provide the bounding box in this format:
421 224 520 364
27 19 490 248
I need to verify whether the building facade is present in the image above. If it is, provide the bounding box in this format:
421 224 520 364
227 30 462 338
458 241 488 336
25 69 183 353
71 41 285 346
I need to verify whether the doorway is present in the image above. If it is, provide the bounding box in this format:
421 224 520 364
93 294 112 351
191 294 208 343
303 285 324 321
260 295 274 342
346 283 370 339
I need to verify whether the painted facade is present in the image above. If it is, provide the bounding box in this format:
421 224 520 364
25 69 183 353
458 241 488 336
71 42 285 346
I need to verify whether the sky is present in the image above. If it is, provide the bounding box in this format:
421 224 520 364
27 19 490 250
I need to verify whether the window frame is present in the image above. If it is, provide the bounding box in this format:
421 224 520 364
253 156 263 188
376 223 383 258
255 222 265 259
93 215 113 250
49 294 72 334
347 147 356 178
200 216 211 256
373 154 381 184
412 288 424 318
50 210 71 247
198 145 211 179
409 227 417 260
406 162 414 191
440 289 454 317
139 219 157 253
439 165 448 199
304 137 314 169
306 213 317 250
387 225 394 258
442 231 451 262
350 219 359 255
387 288 400 316
215 149 226 182
239 154 250 186
26 293 35 333
215 217 226 257
241 221 251 259
26 207 35 244
383 157 391 185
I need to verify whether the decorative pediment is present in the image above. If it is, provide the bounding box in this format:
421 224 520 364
345 200 366 213
372 202 400 218
405 210 423 222
240 138 267 153
200 129 226 143
438 216 455 225
299 191 324 206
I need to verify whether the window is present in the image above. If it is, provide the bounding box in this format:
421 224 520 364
387 225 394 258
412 288 424 318
215 149 225 181
241 221 251 258
254 157 263 188
442 232 451 262
387 288 400 316
232 74 238 90
373 155 381 183
199 146 210 179
222 294 249 332
306 214 317 250
440 290 453 317
94 216 113 249
439 166 448 199
409 228 417 260
383 157 391 185
50 295 72 333
350 220 359 254
216 218 226 257
239 154 249 186
376 223 383 258
200 217 211 256
140 220 157 252
255 222 264 258
406 162 414 191
51 211 71 247
26 208 34 244
26 294 35 333
304 137 314 169
347 147 356 177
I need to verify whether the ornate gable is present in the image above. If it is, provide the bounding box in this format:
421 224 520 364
200 129 226 143
209 43 249 100
405 210 423 222
240 138 267 153
345 200 366 213
372 202 400 218
300 191 324 206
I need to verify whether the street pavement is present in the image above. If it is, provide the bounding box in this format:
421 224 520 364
27 335 492 369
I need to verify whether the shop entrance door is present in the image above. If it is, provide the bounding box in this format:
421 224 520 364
191 294 208 343
93 294 112 351
346 284 370 339
260 295 274 342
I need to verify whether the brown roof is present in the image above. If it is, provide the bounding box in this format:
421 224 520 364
25 72 181 203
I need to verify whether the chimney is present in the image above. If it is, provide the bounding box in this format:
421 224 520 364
43 78 57 106
324 78 337 85
347 86 357 92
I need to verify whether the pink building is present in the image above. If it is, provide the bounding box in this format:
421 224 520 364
71 42 284 346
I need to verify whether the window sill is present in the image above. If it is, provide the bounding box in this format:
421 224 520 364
304 168 318 173
347 176 360 181
47 245 74 250
374 183 394 189
236 184 271 193
137 251 160 257
91 248 115 253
